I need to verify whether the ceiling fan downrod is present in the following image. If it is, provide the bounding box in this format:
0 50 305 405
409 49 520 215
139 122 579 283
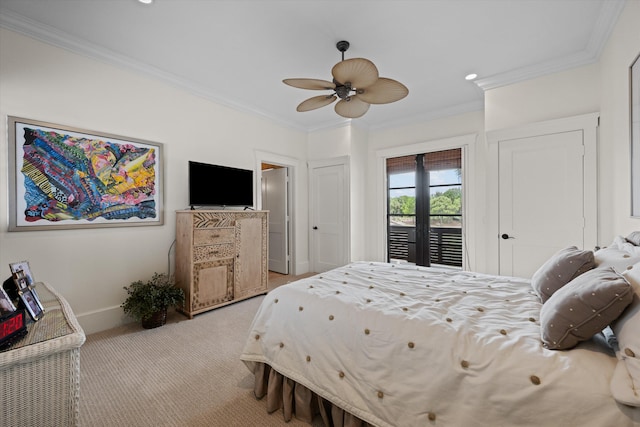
335 41 354 99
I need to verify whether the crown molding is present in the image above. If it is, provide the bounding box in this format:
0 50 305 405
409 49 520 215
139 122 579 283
475 0 625 91
0 9 308 133
1 0 625 133
366 100 484 132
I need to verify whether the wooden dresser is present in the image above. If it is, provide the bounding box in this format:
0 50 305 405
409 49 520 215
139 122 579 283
175 210 268 318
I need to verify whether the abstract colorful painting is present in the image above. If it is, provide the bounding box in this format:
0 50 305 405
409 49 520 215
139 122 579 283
8 117 163 230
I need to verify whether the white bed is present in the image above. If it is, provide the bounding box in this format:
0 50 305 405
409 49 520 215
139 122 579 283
240 260 640 426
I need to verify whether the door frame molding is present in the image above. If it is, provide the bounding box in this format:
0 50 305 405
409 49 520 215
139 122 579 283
485 112 599 275
308 156 350 273
374 133 478 270
255 150 299 275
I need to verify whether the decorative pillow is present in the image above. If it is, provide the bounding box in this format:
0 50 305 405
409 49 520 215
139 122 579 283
610 263 640 406
626 231 640 246
540 267 633 350
530 246 595 303
611 235 640 253
594 238 640 273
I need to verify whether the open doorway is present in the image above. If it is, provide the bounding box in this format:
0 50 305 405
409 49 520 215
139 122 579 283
261 163 291 279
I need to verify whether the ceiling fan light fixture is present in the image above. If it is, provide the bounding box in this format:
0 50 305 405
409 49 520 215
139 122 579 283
335 84 352 99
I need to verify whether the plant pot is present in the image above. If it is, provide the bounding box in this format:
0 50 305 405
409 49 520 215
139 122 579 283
141 307 167 329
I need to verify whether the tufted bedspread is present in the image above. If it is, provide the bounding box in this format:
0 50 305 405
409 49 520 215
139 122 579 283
240 262 640 426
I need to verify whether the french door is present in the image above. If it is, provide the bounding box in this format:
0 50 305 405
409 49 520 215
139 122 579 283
387 149 462 268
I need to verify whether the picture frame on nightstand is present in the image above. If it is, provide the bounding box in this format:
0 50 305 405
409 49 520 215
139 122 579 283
18 288 44 321
0 287 16 317
9 260 34 288
9 260 44 320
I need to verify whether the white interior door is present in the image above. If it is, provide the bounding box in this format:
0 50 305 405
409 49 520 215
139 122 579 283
499 130 586 278
310 161 348 273
262 167 288 274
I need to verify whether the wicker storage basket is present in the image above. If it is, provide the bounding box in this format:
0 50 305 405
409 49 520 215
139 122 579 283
0 282 85 427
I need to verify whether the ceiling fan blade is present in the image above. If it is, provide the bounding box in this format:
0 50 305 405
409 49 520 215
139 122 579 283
331 58 379 89
283 78 336 90
297 95 337 112
334 95 370 118
358 77 409 104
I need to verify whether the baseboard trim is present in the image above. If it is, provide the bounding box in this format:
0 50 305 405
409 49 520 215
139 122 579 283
76 305 130 335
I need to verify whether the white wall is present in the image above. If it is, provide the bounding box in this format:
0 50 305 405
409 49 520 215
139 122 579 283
484 64 601 132
307 124 352 160
363 111 486 268
599 0 640 242
0 29 308 334
3 1 638 334
307 123 370 263
482 0 640 249
355 0 640 274
349 125 368 261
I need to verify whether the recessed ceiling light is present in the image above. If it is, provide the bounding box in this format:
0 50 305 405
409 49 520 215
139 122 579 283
138 0 153 4
465 73 478 81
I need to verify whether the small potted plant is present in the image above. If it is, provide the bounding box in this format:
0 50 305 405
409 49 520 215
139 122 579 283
121 272 185 329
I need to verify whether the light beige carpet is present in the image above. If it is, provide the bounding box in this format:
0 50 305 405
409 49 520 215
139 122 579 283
79 274 320 427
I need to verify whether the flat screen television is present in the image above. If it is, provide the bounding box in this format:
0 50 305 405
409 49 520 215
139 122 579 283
188 161 254 208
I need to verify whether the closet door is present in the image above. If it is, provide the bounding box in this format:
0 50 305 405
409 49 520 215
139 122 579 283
487 113 598 277
309 158 349 273
499 131 585 278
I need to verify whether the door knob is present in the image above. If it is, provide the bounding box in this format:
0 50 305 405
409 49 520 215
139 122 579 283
501 233 515 239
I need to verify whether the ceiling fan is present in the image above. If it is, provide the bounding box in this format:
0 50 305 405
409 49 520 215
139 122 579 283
283 40 409 119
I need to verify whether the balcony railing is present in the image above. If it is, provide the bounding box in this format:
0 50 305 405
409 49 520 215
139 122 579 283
388 226 462 268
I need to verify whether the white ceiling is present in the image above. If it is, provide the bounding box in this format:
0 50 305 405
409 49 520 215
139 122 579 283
0 0 626 132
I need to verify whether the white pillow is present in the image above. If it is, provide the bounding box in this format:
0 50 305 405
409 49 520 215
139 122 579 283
612 235 640 253
594 237 640 273
610 263 640 406
626 231 640 246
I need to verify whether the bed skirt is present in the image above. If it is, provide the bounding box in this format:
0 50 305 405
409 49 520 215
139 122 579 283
252 362 375 427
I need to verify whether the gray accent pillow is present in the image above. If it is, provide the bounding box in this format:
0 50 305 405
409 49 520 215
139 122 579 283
540 267 633 350
531 246 595 303
626 231 640 246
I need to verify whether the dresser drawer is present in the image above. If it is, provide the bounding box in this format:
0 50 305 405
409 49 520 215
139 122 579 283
193 227 234 245
193 243 235 262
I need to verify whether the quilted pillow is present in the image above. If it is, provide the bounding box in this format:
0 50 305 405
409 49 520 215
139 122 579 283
540 267 633 350
594 237 640 273
610 263 640 406
531 246 595 303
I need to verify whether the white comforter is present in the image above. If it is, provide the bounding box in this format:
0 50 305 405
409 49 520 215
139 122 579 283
241 262 640 426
